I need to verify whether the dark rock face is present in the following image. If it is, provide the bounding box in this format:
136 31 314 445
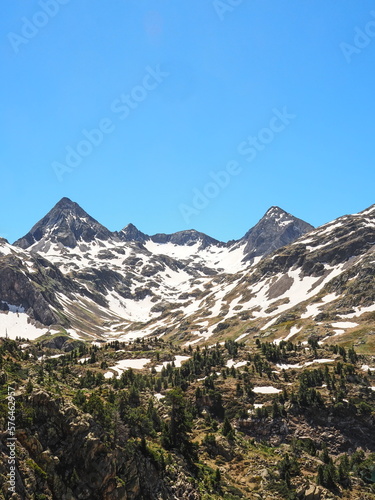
0 262 56 325
239 206 314 262
0 251 83 327
39 336 84 352
326 256 375 309
14 197 113 250
74 267 133 299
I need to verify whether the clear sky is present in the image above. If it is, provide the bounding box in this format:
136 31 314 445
1 1 374 243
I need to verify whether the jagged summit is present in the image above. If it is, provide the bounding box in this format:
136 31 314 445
240 206 314 262
54 197 79 210
264 206 289 218
118 223 149 243
14 197 113 250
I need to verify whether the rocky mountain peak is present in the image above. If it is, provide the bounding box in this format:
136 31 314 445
240 206 314 262
265 205 287 217
14 197 113 250
263 206 300 224
53 196 80 210
118 223 149 243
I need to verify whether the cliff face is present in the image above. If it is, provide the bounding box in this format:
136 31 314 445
0 256 58 326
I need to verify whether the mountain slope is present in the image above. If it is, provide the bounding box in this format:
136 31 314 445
192 203 375 348
5 200 374 352
0 238 72 329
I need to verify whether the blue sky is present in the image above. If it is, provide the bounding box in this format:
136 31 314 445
1 1 374 243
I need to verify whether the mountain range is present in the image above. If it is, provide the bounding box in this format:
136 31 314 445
1 198 375 500
1 198 374 352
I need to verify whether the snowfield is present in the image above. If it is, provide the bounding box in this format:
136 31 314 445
0 310 50 340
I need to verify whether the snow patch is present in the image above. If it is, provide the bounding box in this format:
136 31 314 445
226 359 248 369
107 358 151 377
253 386 281 394
361 365 375 372
154 355 190 372
331 321 358 329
